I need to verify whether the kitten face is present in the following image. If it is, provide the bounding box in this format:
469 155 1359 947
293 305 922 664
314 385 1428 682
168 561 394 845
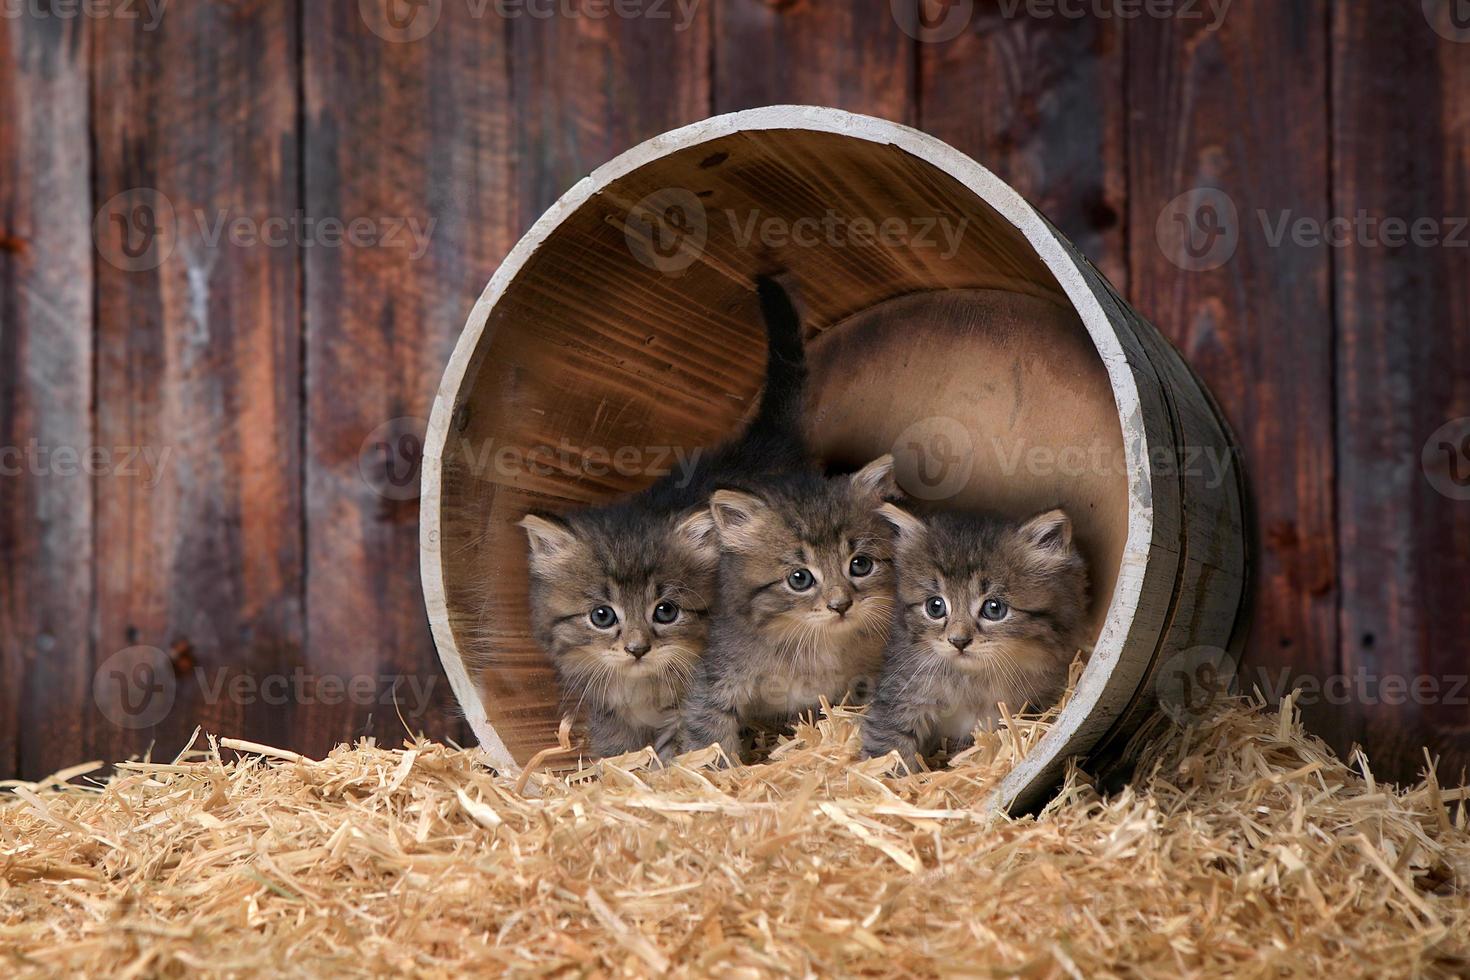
879 504 1089 679
520 507 718 709
708 456 900 655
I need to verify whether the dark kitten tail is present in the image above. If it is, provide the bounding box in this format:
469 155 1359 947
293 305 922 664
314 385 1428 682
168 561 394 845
748 275 808 440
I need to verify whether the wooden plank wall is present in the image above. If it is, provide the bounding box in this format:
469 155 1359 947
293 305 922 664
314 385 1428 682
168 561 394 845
0 11 93 779
1 0 1466 783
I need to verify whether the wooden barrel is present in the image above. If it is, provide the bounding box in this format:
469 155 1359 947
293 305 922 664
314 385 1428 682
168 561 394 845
420 106 1248 812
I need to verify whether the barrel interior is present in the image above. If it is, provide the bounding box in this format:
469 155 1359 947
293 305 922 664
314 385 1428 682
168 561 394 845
437 128 1129 760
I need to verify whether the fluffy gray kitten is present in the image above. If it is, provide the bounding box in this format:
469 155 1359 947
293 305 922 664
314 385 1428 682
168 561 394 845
680 457 900 762
519 277 813 760
860 502 1089 769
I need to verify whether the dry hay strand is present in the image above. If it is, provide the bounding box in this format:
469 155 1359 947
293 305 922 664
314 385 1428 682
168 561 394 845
3 694 1469 978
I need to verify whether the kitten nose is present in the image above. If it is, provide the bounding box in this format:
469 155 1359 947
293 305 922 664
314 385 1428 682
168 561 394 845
948 634 972 651
826 594 852 615
624 637 651 658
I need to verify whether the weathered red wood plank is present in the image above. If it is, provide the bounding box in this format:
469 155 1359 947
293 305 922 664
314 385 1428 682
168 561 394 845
510 0 712 227
917 7 1127 292
1125 5 1340 745
301 1 516 754
90 2 303 765
714 0 914 120
1333 0 1470 783
0 14 93 780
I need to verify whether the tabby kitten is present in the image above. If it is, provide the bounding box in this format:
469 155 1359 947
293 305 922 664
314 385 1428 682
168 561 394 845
519 277 812 760
861 503 1089 768
680 457 901 762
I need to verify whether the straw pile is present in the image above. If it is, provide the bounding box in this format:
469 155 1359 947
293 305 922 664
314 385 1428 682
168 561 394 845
3 696 1468 978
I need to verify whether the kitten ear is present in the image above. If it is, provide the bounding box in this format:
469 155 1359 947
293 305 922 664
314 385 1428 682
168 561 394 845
518 513 579 570
1019 508 1074 553
850 454 900 503
876 502 927 549
708 490 771 552
673 507 720 565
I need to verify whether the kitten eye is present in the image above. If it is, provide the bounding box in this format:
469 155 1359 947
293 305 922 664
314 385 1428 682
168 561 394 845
589 605 618 629
981 598 1010 621
924 596 948 620
786 568 815 591
652 601 679 625
848 554 874 577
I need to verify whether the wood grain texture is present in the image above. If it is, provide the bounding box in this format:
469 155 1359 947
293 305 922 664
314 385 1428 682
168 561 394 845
457 0 714 753
1333 0 1470 782
1126 3 1340 746
917 6 1127 287
89 2 304 767
714 0 914 120
301 0 514 755
510 0 712 227
0 13 93 778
